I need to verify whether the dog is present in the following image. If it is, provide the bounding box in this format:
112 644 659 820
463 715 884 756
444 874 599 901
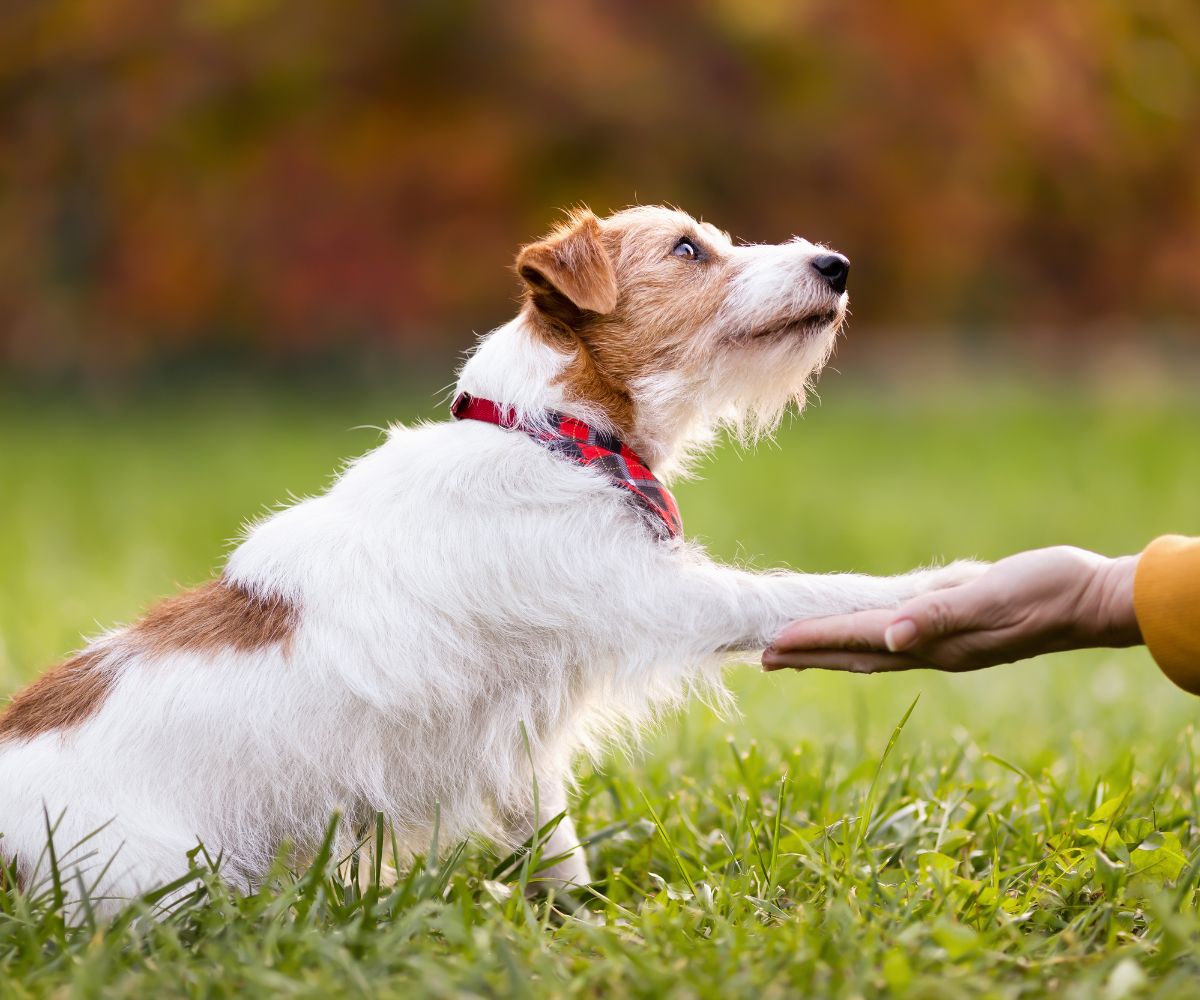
0 206 978 912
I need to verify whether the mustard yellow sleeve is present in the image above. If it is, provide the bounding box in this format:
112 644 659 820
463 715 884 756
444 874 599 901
1134 535 1200 695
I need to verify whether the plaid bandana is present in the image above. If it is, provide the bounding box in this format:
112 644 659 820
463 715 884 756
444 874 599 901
451 392 683 542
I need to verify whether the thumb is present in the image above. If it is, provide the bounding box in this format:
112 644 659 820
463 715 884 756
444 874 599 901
884 590 968 652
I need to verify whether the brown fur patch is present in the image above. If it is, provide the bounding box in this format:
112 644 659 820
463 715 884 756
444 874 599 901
516 211 618 318
0 650 115 744
0 578 297 744
132 578 296 655
518 207 734 438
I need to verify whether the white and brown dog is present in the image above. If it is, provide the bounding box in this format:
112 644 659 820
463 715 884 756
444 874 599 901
0 206 976 911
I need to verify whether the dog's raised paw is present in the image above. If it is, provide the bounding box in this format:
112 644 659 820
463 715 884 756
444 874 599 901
921 559 989 592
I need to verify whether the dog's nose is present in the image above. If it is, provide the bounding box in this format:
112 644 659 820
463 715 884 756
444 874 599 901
811 253 850 294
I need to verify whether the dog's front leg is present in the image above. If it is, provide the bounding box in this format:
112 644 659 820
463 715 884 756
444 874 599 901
662 558 985 655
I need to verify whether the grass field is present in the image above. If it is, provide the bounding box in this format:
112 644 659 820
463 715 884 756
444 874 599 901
1 376 1199 998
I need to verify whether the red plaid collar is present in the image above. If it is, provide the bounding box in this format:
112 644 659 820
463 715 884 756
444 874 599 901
451 393 682 541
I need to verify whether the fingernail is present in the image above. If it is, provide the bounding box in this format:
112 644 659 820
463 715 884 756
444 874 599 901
885 618 918 652
762 651 790 672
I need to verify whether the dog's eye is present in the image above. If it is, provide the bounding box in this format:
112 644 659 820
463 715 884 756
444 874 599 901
671 237 702 261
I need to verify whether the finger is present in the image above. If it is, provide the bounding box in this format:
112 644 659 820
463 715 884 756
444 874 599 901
770 608 896 654
762 649 930 673
884 585 987 651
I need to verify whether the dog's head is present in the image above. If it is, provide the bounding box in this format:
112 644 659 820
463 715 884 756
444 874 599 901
517 205 848 469
468 205 849 475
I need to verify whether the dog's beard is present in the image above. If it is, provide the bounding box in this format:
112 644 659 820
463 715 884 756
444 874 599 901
621 313 842 480
711 320 840 444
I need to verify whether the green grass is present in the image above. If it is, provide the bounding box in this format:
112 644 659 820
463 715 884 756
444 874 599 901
2 377 1199 998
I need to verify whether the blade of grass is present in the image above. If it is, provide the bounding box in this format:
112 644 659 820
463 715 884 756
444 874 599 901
639 790 697 897
855 694 920 849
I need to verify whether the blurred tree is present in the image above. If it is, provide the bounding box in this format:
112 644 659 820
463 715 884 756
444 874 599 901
0 0 1196 377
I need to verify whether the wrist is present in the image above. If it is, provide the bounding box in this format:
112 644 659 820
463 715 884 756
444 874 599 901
1088 554 1142 648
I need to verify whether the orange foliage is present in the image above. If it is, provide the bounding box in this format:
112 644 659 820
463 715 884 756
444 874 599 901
0 0 1196 375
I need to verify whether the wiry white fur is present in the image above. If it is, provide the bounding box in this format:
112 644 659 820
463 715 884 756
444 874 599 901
0 215 977 916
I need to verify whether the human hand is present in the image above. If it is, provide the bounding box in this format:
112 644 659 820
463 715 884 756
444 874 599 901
763 546 1142 674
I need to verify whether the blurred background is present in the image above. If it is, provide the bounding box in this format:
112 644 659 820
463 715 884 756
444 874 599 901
1 0 1197 386
1 0 1198 747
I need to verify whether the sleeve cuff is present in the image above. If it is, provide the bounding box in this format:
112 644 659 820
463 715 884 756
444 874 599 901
1134 535 1200 695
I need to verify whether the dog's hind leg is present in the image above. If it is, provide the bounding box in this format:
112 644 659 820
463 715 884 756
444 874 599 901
498 782 591 893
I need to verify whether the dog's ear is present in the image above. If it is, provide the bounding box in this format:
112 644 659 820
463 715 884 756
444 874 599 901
516 210 618 323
